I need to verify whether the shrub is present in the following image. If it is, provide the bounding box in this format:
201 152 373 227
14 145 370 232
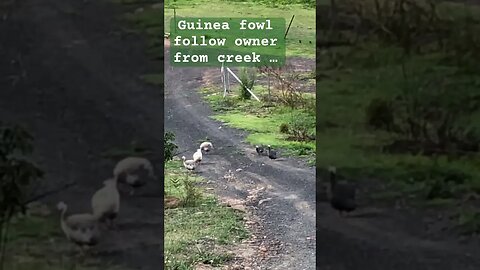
164 131 178 162
373 75 480 155
238 68 256 100
365 97 395 131
279 123 290 134
181 175 201 207
0 123 43 268
286 112 315 142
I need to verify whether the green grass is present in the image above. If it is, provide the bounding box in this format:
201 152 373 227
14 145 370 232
164 160 248 269
156 0 315 58
3 215 127 270
200 86 316 163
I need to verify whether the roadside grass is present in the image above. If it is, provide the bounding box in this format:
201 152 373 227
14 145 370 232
200 86 316 164
317 1 480 232
149 0 314 58
164 160 248 269
3 213 127 270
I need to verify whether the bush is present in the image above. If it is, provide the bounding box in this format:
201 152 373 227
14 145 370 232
181 175 201 207
238 68 256 100
164 131 178 162
279 123 290 134
0 123 43 268
365 97 395 131
285 112 315 142
372 75 480 155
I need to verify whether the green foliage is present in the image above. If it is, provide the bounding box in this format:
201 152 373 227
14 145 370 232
379 74 480 155
284 111 315 142
181 175 202 207
0 123 43 269
164 161 248 269
365 97 395 131
279 123 290 134
0 123 43 217
238 68 256 100
164 131 178 162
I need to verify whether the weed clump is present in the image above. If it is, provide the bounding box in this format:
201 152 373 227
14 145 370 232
238 68 256 100
279 123 290 134
164 131 178 162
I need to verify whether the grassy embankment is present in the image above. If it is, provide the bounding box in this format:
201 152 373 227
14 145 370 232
3 210 128 270
317 1 480 233
164 160 248 269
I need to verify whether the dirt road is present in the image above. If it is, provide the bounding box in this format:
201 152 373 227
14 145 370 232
164 48 316 268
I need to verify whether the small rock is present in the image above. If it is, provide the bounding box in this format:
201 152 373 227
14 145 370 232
236 168 242 172
258 198 272 206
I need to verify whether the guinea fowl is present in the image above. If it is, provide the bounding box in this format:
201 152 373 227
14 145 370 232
193 148 202 163
200 141 213 152
57 201 101 253
255 145 265 155
113 157 156 195
267 145 277 159
91 178 120 229
328 166 356 216
182 156 196 170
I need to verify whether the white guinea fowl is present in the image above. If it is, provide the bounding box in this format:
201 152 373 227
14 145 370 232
193 149 203 163
91 178 120 229
182 156 196 170
57 201 101 253
113 156 156 195
200 141 214 152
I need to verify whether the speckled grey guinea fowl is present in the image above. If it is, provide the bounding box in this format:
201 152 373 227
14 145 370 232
255 145 266 155
329 166 356 215
267 145 277 159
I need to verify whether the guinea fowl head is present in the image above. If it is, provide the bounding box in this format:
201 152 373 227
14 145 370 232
181 156 186 161
57 201 67 211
